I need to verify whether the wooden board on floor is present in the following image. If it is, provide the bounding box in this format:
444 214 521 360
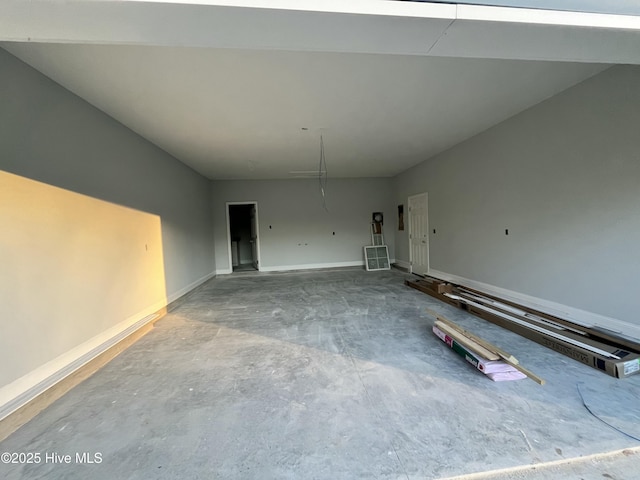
429 312 545 385
435 320 500 361
405 279 461 308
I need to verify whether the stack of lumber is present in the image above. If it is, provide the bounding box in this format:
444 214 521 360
430 312 545 384
406 276 640 379
405 278 461 308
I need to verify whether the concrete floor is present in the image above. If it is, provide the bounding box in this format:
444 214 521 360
1 268 639 479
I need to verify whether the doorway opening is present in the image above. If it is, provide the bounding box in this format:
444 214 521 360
227 202 260 273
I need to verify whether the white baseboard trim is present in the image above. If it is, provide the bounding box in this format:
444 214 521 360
394 259 411 270
260 260 365 272
220 260 401 275
0 270 215 422
428 269 640 339
166 271 216 303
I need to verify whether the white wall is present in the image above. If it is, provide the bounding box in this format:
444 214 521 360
212 178 394 272
393 65 640 329
0 49 215 396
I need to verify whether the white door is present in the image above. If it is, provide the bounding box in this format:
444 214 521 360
408 193 429 275
250 205 259 270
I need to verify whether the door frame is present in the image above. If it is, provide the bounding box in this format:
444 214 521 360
226 201 261 272
408 192 429 275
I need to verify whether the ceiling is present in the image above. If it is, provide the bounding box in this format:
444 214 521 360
418 0 640 16
2 1 639 180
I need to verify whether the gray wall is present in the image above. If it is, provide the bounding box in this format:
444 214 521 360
393 65 640 326
0 48 215 387
212 178 394 272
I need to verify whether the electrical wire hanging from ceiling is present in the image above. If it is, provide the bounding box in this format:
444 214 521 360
319 133 329 211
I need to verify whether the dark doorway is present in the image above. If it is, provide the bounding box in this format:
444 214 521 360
228 204 259 272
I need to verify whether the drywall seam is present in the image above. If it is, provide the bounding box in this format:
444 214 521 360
429 268 640 341
0 270 215 422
